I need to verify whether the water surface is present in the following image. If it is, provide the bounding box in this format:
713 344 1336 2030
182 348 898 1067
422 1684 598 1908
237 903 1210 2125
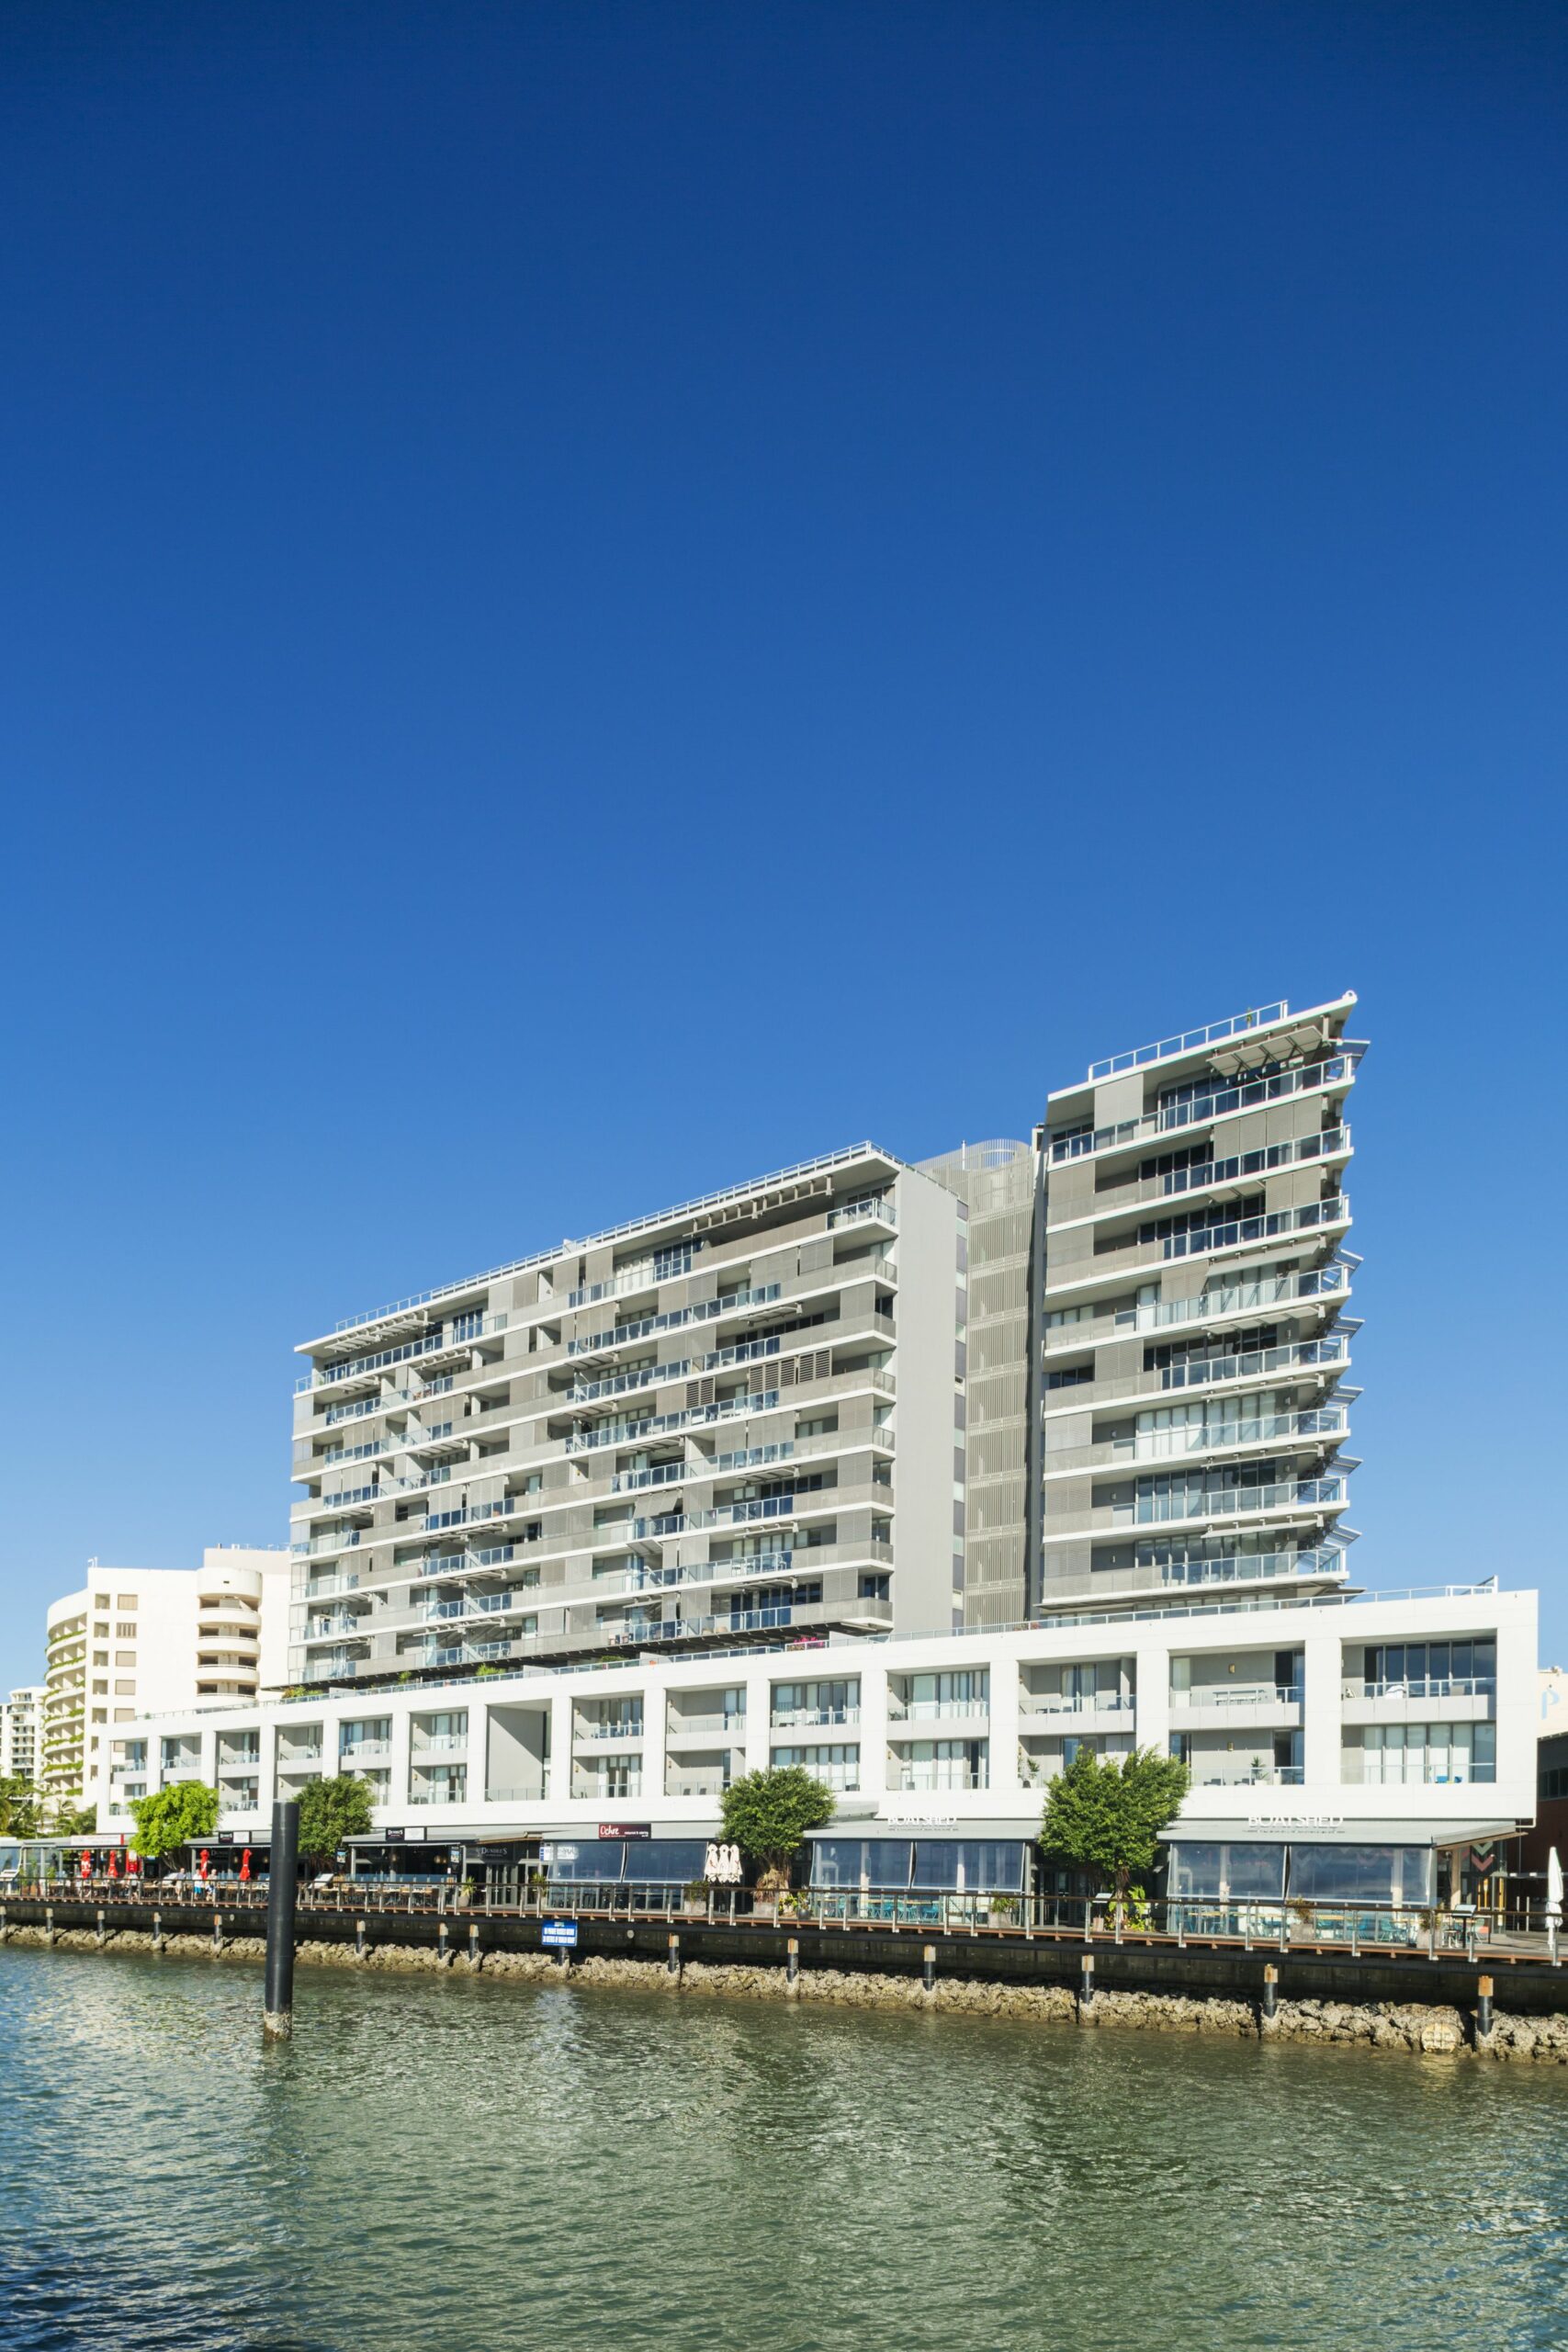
3 1948 1566 2351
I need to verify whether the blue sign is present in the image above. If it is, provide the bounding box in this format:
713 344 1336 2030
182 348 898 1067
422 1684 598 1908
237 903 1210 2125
541 1919 579 1949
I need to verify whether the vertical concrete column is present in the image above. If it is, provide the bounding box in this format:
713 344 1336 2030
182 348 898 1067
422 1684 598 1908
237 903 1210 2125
548 1690 575 1804
1133 1642 1171 1761
1495 1603 1536 1801
743 1668 772 1774
643 1678 669 1807
1301 1633 1342 1792
860 1652 890 1804
389 1704 414 1819
988 1646 1022 1800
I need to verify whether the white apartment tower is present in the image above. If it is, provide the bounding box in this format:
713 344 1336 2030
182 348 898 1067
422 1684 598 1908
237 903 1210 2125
1035 994 1361 1617
40 1548 290 1813
290 1148 968 1691
0 1687 42 1784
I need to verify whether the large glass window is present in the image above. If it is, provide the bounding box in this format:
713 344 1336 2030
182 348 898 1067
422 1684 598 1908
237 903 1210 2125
1287 1844 1433 1906
808 1838 912 1891
1167 1841 1285 1901
1352 1722 1496 1785
908 1840 1027 1893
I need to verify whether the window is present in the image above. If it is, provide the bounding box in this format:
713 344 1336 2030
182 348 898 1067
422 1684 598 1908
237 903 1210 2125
115 1650 135 1667
114 1680 135 1696
1046 1363 1092 1390
858 1573 890 1601
1349 1722 1496 1786
115 1622 137 1638
93 1652 108 1667
94 1594 109 1609
116 1596 137 1611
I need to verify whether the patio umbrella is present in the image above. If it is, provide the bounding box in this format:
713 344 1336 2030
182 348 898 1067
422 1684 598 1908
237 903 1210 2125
106 1852 118 1881
197 1849 210 1883
78 1849 91 1880
1548 1848 1563 1921
239 1849 252 1883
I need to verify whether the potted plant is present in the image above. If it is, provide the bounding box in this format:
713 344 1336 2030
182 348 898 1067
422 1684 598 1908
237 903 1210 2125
682 1879 710 1918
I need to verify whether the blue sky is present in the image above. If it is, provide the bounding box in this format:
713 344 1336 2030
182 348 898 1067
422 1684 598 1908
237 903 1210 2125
2 1 1563 1690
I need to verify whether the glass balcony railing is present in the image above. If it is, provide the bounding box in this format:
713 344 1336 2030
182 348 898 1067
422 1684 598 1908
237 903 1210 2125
1155 1545 1348 1589
566 1391 782 1453
568 1284 783 1358
1051 1049 1358 1161
1129 1475 1346 1524
826 1196 896 1228
1177 1684 1303 1710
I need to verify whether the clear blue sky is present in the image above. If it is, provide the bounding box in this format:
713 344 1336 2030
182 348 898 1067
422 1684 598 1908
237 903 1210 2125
2 1 1563 1691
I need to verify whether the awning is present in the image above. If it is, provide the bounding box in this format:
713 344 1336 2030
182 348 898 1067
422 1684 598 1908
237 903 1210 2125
803 1818 1040 1843
1160 1816 1519 1848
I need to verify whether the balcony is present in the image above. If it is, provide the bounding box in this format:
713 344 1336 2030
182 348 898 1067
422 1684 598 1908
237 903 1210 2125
484 1779 548 1804
569 1283 784 1359
771 1707 860 1731
1340 1678 1495 1725
826 1196 896 1229
1156 1546 1348 1592
1020 1691 1135 1723
1045 1407 1348 1480
886 1698 991 1724
340 1741 392 1764
666 1713 747 1740
1168 1684 1303 1730
577 1721 645 1745
1055 1475 1348 1539
1051 1048 1358 1161
891 1767 989 1793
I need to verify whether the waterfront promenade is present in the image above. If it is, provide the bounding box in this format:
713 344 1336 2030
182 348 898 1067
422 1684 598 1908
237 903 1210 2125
8 1884 1568 2032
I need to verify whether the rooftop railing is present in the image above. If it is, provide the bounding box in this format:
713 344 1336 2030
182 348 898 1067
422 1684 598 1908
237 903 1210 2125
1088 1004 1289 1081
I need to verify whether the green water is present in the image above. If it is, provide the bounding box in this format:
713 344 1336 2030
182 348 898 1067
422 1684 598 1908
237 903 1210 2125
4 1948 1567 2351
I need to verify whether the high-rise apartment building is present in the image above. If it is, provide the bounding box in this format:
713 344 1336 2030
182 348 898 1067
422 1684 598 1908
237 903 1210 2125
290 1146 967 1690
0 1687 42 1784
1034 994 1360 1616
288 996 1364 1692
39 1548 290 1814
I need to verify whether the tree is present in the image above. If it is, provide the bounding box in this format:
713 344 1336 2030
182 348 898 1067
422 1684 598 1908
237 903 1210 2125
295 1774 374 1865
720 1767 835 1891
0 1777 42 1838
130 1781 218 1860
53 1802 98 1838
1040 1746 1190 1908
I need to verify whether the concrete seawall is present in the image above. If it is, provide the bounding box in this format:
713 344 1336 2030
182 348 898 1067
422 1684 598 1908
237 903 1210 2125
6 1907 1568 2062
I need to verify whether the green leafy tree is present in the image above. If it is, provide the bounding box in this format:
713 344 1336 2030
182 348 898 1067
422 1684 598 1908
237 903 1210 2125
1040 1746 1190 1909
130 1781 218 1860
295 1774 374 1865
0 1777 42 1838
720 1766 835 1892
53 1802 98 1838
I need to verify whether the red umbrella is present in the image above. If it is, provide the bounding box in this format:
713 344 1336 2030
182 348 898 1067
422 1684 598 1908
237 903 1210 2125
78 1849 92 1880
126 1850 141 1877
239 1849 253 1884
106 1852 118 1881
197 1849 210 1882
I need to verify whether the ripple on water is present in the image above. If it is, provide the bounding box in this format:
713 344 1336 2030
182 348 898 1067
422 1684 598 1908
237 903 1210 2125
3 1950 1568 2352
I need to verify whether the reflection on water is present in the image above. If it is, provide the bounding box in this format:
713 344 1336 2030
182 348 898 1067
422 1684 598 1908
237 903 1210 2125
3 1949 1567 2352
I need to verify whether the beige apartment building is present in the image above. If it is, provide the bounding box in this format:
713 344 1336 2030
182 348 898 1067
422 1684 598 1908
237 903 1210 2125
1034 994 1361 1618
290 1146 967 1690
288 994 1364 1694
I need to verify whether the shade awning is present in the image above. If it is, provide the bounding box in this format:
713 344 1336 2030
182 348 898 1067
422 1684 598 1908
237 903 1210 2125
1159 1816 1518 1848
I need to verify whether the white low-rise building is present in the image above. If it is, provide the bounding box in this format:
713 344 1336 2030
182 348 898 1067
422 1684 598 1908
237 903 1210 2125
108 1577 1534 1906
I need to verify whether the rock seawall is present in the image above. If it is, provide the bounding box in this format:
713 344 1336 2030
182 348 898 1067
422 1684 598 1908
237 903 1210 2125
6 1924 1567 2062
